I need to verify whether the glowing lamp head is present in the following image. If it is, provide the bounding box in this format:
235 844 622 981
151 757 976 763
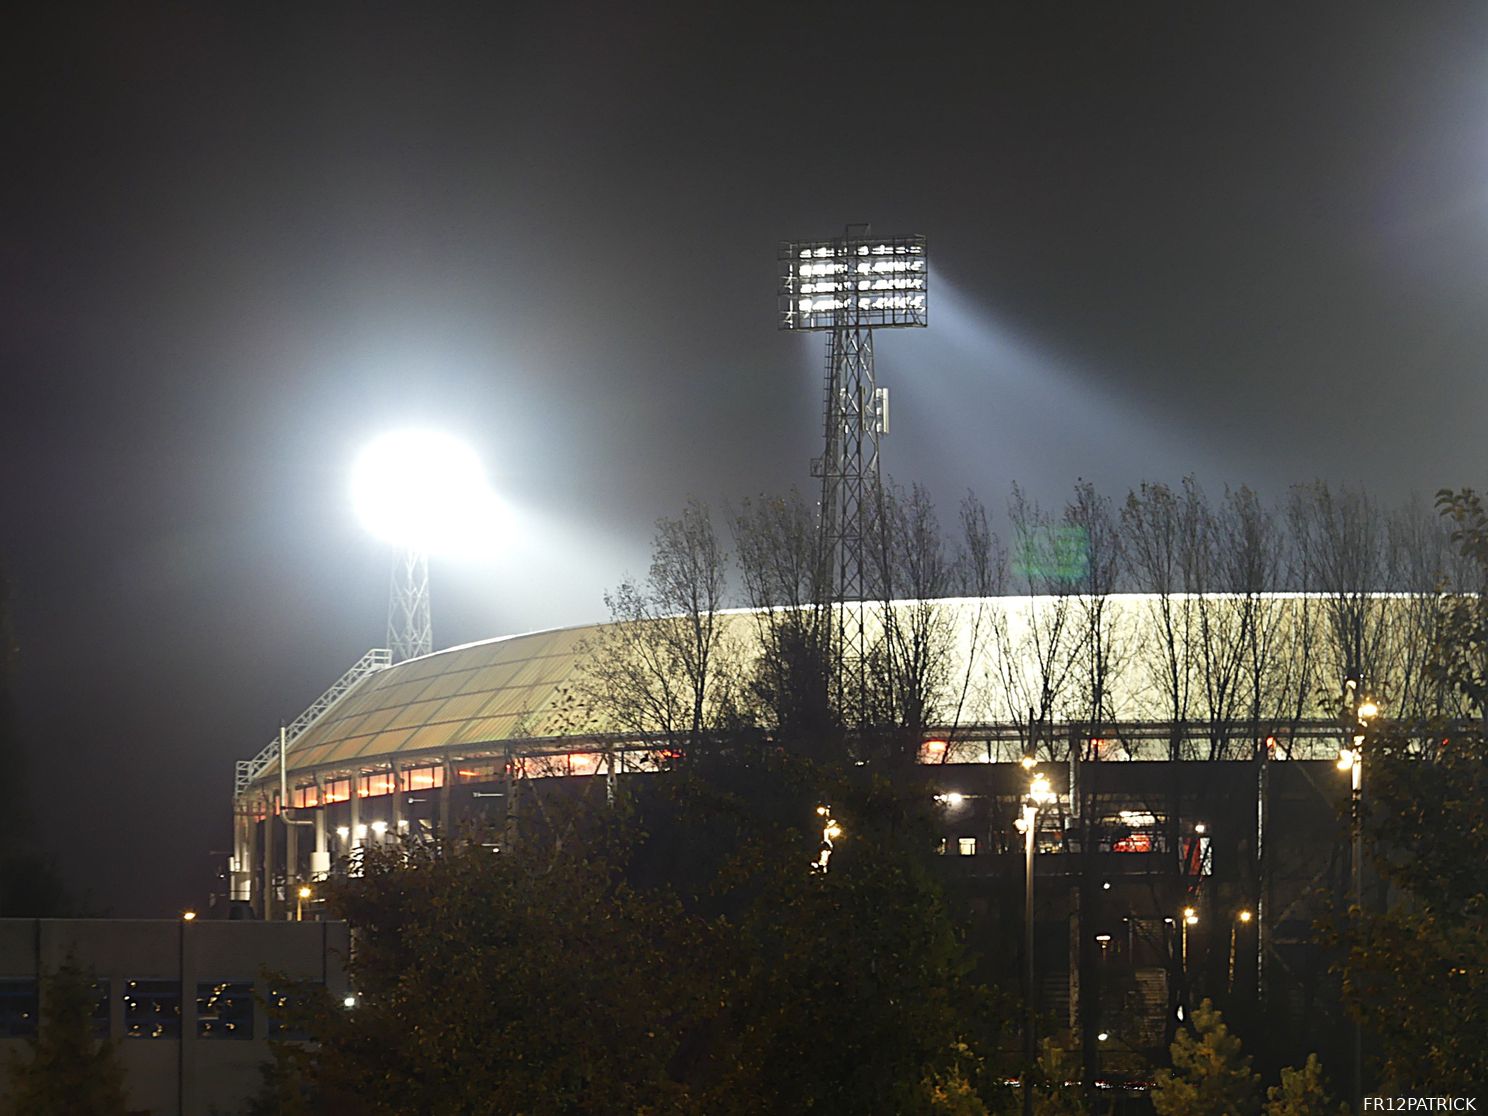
182 910 197 922
1183 907 1198 925
1337 748 1356 772
1357 700 1379 721
1238 910 1253 923
351 430 509 555
298 885 312 900
1029 773 1054 807
1020 755 1036 771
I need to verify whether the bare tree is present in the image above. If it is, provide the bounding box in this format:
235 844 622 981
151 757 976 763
1064 479 1127 752
997 484 1078 760
1288 482 1391 701
580 500 734 753
732 489 838 756
1122 481 1195 761
866 481 960 767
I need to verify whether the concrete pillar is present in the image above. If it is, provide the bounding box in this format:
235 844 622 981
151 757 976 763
391 764 404 839
284 804 299 897
349 780 362 853
310 777 329 880
262 793 276 921
230 806 252 901
438 757 452 838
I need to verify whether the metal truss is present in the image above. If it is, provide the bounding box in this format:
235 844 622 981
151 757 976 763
814 316 882 722
388 546 432 663
234 647 391 797
783 224 926 726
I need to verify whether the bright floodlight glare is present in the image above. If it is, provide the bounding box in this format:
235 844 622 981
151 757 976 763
352 430 508 556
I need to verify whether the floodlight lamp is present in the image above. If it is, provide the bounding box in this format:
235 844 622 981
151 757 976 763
1097 1031 1110 1042
936 791 965 807
1020 755 1036 770
1337 749 1356 772
370 819 388 836
1358 700 1379 721
351 429 510 556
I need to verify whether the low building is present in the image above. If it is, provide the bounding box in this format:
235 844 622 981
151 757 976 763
0 918 350 1116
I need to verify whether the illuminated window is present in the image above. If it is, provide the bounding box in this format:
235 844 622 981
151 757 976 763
957 837 977 857
455 760 502 783
197 981 253 1040
403 765 444 790
918 739 948 763
358 772 394 798
0 980 37 1037
569 752 603 776
123 980 180 1039
321 779 351 804
292 785 319 809
526 754 570 778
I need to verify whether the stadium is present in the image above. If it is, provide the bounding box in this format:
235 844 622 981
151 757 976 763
230 590 1426 1060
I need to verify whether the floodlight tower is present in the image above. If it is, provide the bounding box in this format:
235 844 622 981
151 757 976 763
779 225 928 719
352 429 507 664
387 546 432 662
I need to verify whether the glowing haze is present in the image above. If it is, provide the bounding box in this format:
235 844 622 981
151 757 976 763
351 430 509 557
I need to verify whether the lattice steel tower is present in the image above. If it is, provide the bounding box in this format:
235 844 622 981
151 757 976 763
779 226 928 719
388 546 432 662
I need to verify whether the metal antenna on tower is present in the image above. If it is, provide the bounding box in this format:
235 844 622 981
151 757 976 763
388 546 432 662
779 225 928 722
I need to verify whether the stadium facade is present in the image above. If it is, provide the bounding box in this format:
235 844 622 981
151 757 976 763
231 591 1432 1062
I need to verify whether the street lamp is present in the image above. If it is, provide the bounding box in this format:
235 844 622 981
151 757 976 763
1229 909 1252 992
813 804 841 872
296 885 312 922
1020 769 1056 1116
1180 905 1198 980
1341 684 1379 1110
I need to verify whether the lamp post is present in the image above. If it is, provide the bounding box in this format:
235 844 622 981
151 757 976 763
1229 910 1252 993
1180 906 1198 979
296 884 312 922
1021 768 1055 1116
1339 684 1379 1111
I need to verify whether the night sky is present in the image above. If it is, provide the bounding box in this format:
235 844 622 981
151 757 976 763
7 4 1488 915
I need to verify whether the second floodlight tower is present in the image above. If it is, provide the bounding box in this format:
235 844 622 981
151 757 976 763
779 225 928 718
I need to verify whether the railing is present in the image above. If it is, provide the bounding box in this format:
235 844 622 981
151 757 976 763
234 648 391 797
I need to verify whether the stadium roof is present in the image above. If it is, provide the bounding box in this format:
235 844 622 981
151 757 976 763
241 592 1445 796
